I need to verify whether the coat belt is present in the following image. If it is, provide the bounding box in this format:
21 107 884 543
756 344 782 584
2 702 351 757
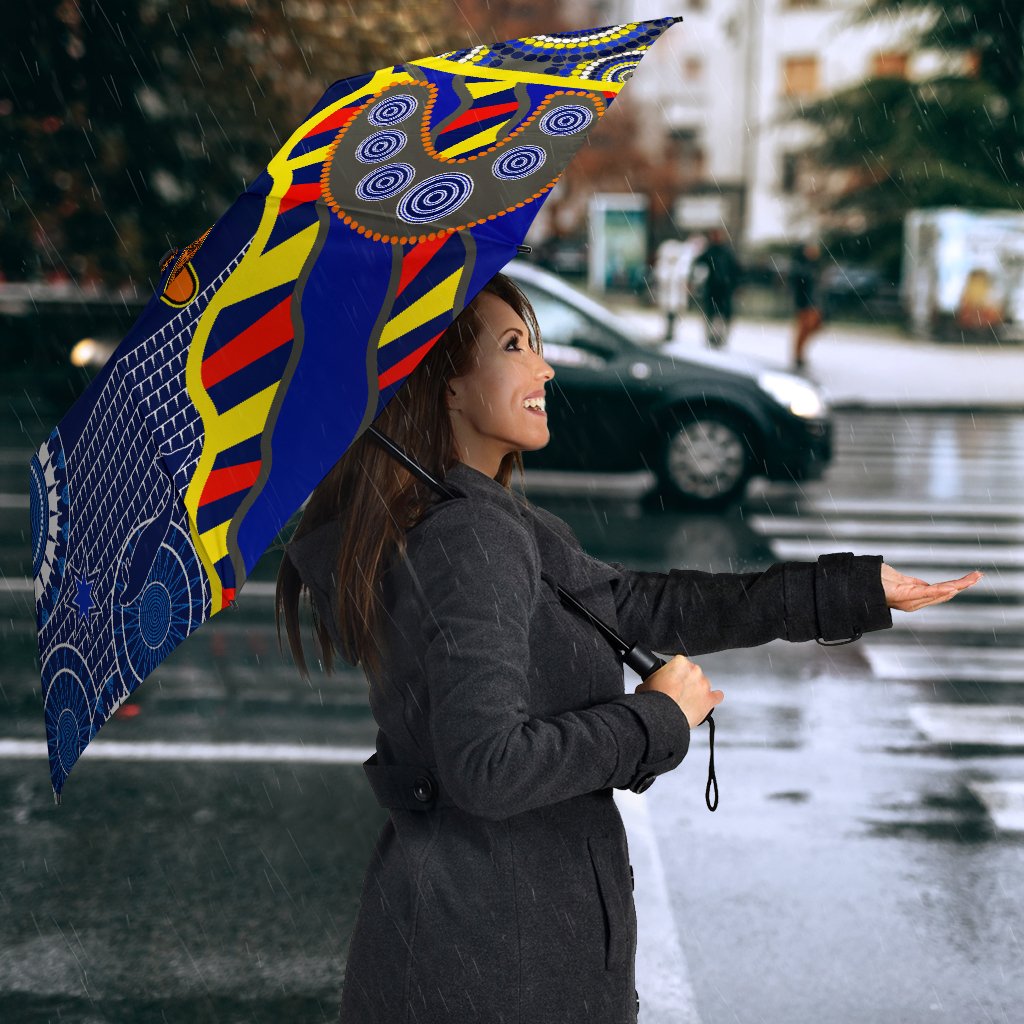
363 751 457 811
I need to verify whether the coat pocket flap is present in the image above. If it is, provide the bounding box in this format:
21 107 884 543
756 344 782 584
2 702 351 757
587 835 628 971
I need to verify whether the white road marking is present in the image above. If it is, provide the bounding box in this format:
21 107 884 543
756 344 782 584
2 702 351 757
616 786 702 1024
967 780 1024 832
864 645 1024 684
748 516 1024 542
792 497 1024 520
908 704 1024 748
767 539 1024 568
0 739 375 763
886 605 1024 633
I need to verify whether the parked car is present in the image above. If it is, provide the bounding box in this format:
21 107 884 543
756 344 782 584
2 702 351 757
505 261 833 508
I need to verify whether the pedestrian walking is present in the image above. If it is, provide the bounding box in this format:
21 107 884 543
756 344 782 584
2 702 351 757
654 237 700 341
691 227 742 349
277 272 982 1024
790 240 824 369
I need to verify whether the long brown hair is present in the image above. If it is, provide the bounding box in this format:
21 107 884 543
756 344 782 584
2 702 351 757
275 272 542 684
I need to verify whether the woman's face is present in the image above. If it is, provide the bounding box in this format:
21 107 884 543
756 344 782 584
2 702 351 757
446 291 555 478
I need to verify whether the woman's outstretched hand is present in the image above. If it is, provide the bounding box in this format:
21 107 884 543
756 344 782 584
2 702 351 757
881 564 983 612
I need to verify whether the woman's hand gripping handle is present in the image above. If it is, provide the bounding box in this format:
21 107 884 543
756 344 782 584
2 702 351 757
625 646 724 810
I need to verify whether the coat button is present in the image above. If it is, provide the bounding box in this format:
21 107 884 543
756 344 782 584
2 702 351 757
631 773 656 794
412 775 435 802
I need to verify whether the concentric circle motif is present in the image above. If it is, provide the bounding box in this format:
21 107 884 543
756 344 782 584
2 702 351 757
31 427 69 630
577 53 642 83
367 94 419 127
396 173 474 225
538 105 594 136
42 646 93 789
355 163 416 202
355 129 407 164
492 145 547 181
114 519 209 686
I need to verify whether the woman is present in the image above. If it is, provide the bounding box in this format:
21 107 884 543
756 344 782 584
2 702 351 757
277 273 979 1024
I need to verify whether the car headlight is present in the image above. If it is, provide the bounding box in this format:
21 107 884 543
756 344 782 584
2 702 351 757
757 371 829 419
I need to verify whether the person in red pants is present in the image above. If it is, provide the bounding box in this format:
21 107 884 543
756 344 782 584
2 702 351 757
789 241 823 370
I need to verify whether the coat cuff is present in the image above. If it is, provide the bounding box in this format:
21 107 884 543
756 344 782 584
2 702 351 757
815 552 892 643
605 691 690 794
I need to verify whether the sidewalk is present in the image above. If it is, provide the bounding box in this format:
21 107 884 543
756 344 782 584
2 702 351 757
607 303 1024 411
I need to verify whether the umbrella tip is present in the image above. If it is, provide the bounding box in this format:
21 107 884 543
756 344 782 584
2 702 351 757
53 790 61 807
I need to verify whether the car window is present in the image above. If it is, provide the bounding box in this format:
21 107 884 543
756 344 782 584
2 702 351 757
519 286 622 359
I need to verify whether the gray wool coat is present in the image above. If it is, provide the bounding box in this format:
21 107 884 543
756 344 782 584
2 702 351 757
285 459 893 1024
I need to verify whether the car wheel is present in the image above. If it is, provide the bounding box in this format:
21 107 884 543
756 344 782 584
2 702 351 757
654 410 754 509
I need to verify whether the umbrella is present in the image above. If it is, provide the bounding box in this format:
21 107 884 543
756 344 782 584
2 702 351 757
30 16 683 801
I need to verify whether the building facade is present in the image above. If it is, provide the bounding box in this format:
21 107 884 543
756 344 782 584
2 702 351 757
603 0 935 251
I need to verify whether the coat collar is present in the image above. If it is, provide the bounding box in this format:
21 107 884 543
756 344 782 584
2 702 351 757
435 460 531 520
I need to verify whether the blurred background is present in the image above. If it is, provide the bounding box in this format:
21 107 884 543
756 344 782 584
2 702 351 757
2 2 1022 1023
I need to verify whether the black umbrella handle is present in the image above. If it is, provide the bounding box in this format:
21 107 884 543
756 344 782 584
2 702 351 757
625 644 717 812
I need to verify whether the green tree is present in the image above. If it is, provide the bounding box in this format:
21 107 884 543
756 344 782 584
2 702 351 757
787 0 1024 277
0 1 460 291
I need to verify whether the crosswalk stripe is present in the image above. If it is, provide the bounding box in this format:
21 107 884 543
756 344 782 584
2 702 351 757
908 704 1024 747
886 605 1024 632
767 539 1024 567
967 781 1024 833
0 739 376 763
749 516 1024 542
864 645 1024 683
795 497 1024 519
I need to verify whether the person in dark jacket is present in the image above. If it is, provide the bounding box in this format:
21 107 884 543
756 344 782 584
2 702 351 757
691 227 743 349
790 240 824 369
276 273 981 1024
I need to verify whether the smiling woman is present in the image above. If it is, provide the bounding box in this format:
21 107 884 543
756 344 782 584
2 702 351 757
276 267 979 1024
444 289 556 478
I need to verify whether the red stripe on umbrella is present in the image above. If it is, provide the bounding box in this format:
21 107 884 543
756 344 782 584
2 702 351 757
440 100 521 134
200 461 263 506
279 182 323 215
396 235 450 298
378 329 445 391
201 296 294 389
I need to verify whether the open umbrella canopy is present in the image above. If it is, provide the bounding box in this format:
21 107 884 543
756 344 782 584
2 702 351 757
29 17 682 799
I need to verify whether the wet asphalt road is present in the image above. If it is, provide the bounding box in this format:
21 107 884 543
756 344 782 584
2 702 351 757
1 393 1022 1023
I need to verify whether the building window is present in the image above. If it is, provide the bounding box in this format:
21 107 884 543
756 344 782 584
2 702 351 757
871 51 908 79
669 128 706 181
781 56 819 98
781 152 799 195
684 56 703 81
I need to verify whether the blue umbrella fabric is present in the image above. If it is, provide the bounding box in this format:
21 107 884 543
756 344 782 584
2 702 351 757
29 17 682 799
